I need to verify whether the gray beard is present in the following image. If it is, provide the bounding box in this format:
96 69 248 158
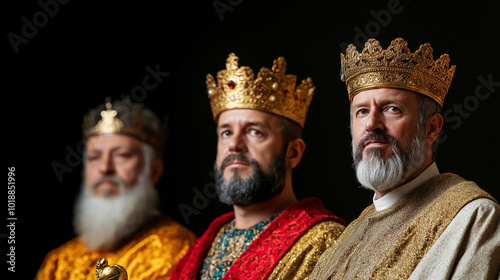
353 131 427 193
214 153 288 207
74 173 159 251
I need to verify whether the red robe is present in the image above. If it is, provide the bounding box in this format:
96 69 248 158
171 198 346 280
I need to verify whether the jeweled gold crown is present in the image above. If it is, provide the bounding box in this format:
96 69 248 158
82 98 166 154
206 53 315 127
340 38 456 107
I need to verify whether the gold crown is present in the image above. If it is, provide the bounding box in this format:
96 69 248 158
206 53 315 127
82 98 166 153
340 38 456 107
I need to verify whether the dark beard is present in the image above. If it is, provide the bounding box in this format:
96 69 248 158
214 152 288 207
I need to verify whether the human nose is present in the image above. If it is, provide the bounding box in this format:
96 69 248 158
98 153 115 175
365 110 384 133
228 130 248 153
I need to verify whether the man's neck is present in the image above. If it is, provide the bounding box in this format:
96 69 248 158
232 185 297 229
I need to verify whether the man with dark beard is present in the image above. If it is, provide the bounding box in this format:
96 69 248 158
170 53 347 280
310 38 500 279
35 98 196 280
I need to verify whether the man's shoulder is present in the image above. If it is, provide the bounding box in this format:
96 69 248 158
141 215 197 244
424 173 498 206
50 236 84 252
294 198 348 226
460 197 500 217
39 236 86 266
300 220 345 243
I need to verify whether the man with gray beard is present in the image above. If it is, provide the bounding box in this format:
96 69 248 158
171 53 347 280
35 98 196 280
310 38 500 279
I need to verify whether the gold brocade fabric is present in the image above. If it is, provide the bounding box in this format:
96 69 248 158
35 215 197 280
268 220 345 280
309 173 498 280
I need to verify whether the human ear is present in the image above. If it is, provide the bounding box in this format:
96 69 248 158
286 138 306 169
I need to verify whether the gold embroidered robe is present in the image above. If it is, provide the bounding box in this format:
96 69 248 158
309 173 499 279
35 215 196 280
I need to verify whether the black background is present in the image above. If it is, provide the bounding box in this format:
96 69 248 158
3 0 500 279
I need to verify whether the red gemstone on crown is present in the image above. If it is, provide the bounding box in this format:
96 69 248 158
228 80 236 89
284 89 289 96
257 84 263 90
244 83 249 88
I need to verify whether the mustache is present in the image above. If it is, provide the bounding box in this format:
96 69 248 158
220 154 258 172
89 175 126 191
357 132 397 150
353 132 399 163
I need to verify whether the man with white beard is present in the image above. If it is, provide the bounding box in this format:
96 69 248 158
35 98 196 280
310 38 500 279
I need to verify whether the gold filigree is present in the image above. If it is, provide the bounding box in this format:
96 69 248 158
206 53 315 127
340 38 456 107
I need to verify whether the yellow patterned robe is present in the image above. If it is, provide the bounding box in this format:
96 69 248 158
35 215 196 280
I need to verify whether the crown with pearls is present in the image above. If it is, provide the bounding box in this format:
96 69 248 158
206 53 315 127
340 38 456 107
82 98 167 154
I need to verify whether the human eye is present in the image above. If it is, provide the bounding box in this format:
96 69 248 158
220 130 231 137
356 108 369 117
117 152 132 158
249 129 262 136
86 153 100 161
112 149 134 162
386 106 401 113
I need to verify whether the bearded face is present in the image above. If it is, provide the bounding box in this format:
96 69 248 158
352 130 426 193
349 88 430 193
214 151 288 207
74 142 159 251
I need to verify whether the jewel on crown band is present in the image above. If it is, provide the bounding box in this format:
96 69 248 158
206 53 315 127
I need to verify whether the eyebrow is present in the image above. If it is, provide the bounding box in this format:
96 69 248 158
217 121 267 131
352 98 405 109
86 145 135 153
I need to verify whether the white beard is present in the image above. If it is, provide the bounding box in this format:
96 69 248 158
354 134 426 193
74 171 159 251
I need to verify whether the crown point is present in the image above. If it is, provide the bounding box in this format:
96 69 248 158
341 37 455 107
226 53 239 70
272 57 287 73
207 53 314 128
